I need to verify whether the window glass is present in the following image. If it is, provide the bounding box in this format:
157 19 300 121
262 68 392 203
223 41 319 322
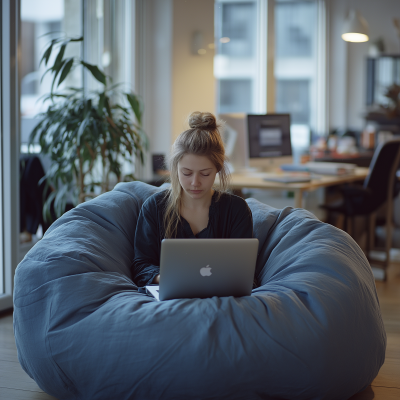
214 0 259 114
84 0 132 93
20 0 132 151
219 2 256 58
274 0 318 154
275 1 315 58
219 79 253 114
276 79 310 124
20 0 65 109
19 0 79 247
20 0 80 151
19 0 133 245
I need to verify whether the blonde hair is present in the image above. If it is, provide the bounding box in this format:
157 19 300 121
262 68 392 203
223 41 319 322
163 111 231 238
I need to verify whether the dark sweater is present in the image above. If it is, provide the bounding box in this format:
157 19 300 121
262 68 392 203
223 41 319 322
131 190 253 287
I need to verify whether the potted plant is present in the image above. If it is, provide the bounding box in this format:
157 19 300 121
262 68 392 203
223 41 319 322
29 36 147 220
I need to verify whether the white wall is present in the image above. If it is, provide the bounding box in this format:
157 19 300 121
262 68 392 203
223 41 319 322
327 0 400 131
136 0 173 179
148 0 173 155
172 0 215 140
136 0 215 179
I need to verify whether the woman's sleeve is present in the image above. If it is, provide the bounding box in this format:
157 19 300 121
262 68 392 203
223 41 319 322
229 197 254 239
131 198 161 287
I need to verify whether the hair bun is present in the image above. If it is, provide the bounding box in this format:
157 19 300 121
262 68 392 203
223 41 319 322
188 111 217 130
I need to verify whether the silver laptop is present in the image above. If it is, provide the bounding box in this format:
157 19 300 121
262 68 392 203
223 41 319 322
146 238 258 301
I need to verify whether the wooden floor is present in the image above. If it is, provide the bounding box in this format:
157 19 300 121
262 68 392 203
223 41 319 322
1 267 400 399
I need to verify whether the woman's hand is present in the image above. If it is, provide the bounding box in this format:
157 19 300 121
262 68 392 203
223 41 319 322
152 274 160 284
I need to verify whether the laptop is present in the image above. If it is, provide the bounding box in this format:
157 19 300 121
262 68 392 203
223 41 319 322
146 238 259 301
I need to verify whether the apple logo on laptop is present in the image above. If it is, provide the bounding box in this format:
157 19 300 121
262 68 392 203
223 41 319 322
200 265 212 276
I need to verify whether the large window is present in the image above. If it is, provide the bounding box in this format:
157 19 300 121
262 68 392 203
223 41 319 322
215 0 327 157
274 0 327 154
20 0 70 152
20 0 133 152
19 0 134 237
214 0 267 114
0 0 135 309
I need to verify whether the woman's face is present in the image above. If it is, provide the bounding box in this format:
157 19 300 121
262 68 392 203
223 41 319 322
178 154 218 201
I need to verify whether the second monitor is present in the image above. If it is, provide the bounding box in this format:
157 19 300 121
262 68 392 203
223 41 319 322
247 114 293 172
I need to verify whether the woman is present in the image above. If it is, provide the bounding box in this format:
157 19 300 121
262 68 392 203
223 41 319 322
132 111 254 287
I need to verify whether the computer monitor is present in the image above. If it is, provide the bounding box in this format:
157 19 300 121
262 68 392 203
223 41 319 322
247 114 293 171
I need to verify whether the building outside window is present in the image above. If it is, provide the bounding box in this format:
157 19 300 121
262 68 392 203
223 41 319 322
215 0 326 157
21 0 76 151
20 0 133 152
214 0 265 114
275 0 326 155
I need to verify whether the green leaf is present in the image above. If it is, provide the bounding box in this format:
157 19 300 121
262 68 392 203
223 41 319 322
65 86 83 92
85 99 92 114
69 36 84 42
35 35 148 211
104 96 112 118
40 67 53 84
107 82 124 92
81 61 106 85
126 93 142 124
97 92 106 116
57 58 74 87
51 59 67 93
38 175 48 186
54 185 69 217
43 190 57 222
77 113 90 144
29 118 44 146
114 104 129 115
40 42 54 67
53 43 67 71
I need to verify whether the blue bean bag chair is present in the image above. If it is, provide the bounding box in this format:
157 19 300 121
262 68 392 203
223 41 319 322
13 181 385 400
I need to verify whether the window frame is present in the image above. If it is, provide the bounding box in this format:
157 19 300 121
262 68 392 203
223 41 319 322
0 0 20 311
315 0 328 136
214 0 327 134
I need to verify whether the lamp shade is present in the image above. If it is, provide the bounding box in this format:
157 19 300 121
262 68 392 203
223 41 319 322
342 10 369 42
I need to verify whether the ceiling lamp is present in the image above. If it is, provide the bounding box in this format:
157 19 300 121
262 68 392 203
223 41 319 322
342 10 369 42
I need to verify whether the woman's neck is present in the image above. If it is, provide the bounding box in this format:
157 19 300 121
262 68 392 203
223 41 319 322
182 189 214 210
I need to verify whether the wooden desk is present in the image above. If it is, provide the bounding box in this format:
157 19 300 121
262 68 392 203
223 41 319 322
227 168 370 208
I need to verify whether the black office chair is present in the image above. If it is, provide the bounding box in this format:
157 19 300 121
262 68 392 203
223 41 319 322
320 139 400 280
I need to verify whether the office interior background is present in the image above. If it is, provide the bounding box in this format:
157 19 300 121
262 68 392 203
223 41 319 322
2 0 400 307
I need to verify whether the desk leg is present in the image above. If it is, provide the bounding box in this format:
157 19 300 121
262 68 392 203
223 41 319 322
294 190 304 208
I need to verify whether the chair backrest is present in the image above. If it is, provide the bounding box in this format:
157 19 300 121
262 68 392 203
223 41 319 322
364 138 400 211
